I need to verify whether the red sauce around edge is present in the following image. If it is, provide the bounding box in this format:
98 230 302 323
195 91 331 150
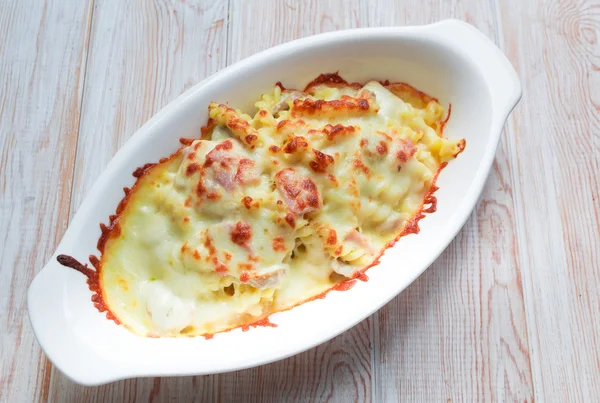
241 317 277 332
56 254 120 325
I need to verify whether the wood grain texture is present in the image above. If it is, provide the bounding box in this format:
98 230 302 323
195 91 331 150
500 0 600 400
0 1 93 401
365 1 534 401
226 0 363 64
1 0 599 401
47 0 227 401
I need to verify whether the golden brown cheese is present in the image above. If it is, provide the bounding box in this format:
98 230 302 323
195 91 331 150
85 73 465 337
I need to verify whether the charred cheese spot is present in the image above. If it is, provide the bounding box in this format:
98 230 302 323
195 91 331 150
385 82 437 108
241 196 254 209
309 149 335 173
326 229 337 246
292 97 371 117
284 213 295 228
238 262 254 271
326 174 339 187
396 140 417 163
204 235 217 256
245 134 257 146
304 72 362 92
272 237 286 252
320 124 356 141
353 158 371 175
132 163 156 178
196 180 207 197
276 120 288 131
275 168 322 215
283 136 309 154
230 221 252 247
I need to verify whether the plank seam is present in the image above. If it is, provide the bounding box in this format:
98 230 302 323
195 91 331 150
225 0 232 66
45 1 96 400
490 0 537 400
67 0 96 222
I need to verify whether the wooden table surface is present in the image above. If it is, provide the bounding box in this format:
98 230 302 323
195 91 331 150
1 0 599 401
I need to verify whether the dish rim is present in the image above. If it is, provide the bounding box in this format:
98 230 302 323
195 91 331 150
28 19 522 385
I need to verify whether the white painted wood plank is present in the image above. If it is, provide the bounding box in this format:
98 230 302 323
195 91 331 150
364 1 534 401
216 320 372 403
499 0 600 400
4 0 599 400
69 0 228 211
215 1 373 402
46 1 228 401
0 0 93 401
226 0 364 64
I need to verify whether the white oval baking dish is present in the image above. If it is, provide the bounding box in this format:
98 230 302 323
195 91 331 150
28 19 521 386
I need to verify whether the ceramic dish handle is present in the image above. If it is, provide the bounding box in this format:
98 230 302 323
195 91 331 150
430 19 522 127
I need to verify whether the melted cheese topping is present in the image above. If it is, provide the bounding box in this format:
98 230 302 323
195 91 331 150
100 75 465 337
